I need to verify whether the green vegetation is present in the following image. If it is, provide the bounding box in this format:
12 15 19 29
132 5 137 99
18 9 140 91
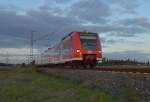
0 66 121 102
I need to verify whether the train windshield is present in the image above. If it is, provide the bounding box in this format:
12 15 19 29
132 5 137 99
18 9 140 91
80 33 97 50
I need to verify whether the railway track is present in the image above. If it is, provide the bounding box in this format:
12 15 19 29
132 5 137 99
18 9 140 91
37 66 150 74
96 67 150 74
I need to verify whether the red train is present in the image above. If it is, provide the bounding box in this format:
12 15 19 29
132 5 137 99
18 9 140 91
35 31 102 67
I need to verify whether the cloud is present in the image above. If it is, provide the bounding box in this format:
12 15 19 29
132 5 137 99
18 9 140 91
0 8 148 49
0 8 81 48
104 50 150 62
0 35 28 48
69 0 111 24
0 0 149 51
81 24 147 38
119 17 150 29
104 0 148 14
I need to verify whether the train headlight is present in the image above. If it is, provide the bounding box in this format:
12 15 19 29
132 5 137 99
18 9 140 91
76 49 80 53
99 51 101 53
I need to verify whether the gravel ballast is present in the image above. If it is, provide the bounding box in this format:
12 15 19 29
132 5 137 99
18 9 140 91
39 68 150 102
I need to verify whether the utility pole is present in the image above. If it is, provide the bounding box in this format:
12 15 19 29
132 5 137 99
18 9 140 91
30 30 35 63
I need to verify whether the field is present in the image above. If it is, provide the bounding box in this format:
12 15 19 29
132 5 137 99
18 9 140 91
0 66 120 102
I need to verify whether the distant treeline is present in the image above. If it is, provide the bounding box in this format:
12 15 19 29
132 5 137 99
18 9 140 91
100 58 150 66
0 63 13 66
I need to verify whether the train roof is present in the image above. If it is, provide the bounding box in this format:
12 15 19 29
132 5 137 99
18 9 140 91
61 32 73 41
61 31 98 41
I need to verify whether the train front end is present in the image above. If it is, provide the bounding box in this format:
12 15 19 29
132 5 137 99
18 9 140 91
74 32 102 67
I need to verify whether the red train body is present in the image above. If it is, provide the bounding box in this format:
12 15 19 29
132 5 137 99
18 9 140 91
35 31 102 67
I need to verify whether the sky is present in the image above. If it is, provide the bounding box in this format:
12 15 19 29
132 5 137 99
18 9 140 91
0 0 150 63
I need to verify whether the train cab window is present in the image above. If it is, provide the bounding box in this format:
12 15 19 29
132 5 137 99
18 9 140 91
80 33 97 50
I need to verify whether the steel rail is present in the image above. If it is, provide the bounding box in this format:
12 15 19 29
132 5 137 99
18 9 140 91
36 65 150 74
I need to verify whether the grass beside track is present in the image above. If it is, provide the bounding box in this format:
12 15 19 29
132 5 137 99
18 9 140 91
0 66 121 102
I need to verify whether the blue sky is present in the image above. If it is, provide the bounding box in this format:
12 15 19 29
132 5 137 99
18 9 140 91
0 0 42 9
138 1 150 17
0 0 150 63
